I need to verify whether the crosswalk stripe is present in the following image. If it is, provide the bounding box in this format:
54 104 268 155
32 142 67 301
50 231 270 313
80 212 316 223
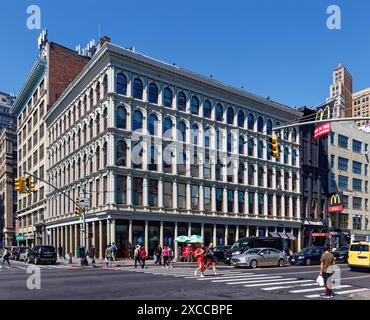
226 277 294 285
185 273 252 279
212 275 280 283
16 266 27 270
194 273 257 280
305 288 370 298
263 282 317 291
290 285 351 294
244 279 314 287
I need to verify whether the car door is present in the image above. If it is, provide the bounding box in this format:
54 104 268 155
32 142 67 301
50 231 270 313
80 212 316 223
269 249 281 266
258 249 270 266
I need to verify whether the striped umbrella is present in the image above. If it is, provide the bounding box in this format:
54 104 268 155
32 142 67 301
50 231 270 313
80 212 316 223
174 235 191 243
188 235 203 243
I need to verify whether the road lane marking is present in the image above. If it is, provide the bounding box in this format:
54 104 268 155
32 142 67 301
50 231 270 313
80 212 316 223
185 273 252 279
226 277 296 285
197 274 267 281
305 288 370 298
290 285 351 293
244 279 313 287
262 282 317 291
212 275 281 283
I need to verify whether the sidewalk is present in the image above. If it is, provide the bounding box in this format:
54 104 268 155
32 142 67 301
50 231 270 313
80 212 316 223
350 289 370 300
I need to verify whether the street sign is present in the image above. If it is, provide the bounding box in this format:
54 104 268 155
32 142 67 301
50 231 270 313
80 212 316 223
79 197 88 210
16 235 25 241
314 100 335 139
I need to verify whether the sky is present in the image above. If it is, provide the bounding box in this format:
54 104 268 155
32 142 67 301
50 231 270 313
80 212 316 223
1 0 370 109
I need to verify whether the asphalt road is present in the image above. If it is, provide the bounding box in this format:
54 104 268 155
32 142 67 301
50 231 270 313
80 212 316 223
1 260 370 300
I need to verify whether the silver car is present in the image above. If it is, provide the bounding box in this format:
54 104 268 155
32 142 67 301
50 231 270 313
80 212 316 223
231 248 287 269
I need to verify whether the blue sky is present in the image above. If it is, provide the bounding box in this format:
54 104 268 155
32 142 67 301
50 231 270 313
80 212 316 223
1 0 369 108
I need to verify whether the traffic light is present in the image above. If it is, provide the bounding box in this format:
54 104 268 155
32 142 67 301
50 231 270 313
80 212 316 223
14 177 25 193
24 177 35 193
75 198 82 216
269 135 279 158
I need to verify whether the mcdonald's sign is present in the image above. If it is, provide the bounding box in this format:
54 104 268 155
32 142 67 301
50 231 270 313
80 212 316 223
314 103 333 139
328 193 344 213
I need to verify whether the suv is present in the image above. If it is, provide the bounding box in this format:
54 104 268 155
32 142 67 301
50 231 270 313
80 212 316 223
27 246 57 265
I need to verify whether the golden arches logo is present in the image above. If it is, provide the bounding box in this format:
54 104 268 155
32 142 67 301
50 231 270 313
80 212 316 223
316 105 331 121
330 194 341 205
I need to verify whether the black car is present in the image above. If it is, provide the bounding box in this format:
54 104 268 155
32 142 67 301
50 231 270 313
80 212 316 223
213 246 231 262
289 246 324 266
332 246 349 263
27 245 57 265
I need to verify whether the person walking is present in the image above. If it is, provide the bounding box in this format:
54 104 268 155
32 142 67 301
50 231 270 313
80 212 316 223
320 245 336 298
194 244 205 277
185 244 194 262
140 247 148 269
58 246 64 260
111 243 117 262
157 244 163 266
89 245 96 264
162 246 169 268
204 243 217 276
168 246 174 268
1 249 11 269
134 245 141 268
105 244 113 268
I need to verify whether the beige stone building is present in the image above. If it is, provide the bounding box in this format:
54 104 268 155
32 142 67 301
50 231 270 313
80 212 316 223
353 88 370 127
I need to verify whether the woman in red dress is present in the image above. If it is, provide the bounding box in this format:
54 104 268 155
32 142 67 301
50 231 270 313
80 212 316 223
194 244 205 277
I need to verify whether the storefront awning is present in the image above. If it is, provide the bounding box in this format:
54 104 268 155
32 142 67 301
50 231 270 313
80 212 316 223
286 233 296 240
269 232 280 238
278 232 288 239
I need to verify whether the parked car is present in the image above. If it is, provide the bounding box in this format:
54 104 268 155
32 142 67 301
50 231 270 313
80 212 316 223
27 245 57 265
10 247 22 260
19 247 30 262
289 246 324 266
348 242 370 271
213 245 231 262
231 248 287 269
332 246 349 263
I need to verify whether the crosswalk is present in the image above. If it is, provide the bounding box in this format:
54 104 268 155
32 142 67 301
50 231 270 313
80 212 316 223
122 266 370 299
0 262 73 271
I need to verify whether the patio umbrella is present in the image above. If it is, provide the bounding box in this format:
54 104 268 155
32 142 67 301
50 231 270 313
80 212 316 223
188 235 203 243
174 235 191 243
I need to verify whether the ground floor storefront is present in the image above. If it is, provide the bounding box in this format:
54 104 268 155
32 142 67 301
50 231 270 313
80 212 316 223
44 214 302 259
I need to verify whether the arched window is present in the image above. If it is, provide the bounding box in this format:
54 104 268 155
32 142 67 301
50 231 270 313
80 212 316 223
292 149 297 166
283 128 289 140
163 87 173 107
203 100 212 118
96 82 100 103
204 151 211 179
177 92 186 111
191 124 199 145
258 167 264 187
215 160 222 181
177 152 186 175
227 107 234 125
103 75 108 97
204 128 210 147
83 95 87 114
266 141 272 161
216 104 224 122
96 146 100 171
284 148 289 164
133 78 143 100
284 172 290 190
267 169 273 188
103 108 108 130
227 133 232 153
148 83 158 104
89 119 93 140
191 96 199 115
89 89 93 109
149 146 157 171
132 110 143 131
291 128 297 143
258 141 264 159
248 139 254 157
266 119 273 136
117 106 127 129
292 174 297 192
163 117 173 139
238 163 245 184
276 170 282 188
96 117 100 135
103 142 108 167
239 136 245 154
238 110 245 128
216 130 222 150
177 121 186 142
248 165 255 185
117 73 127 95
148 114 158 136
83 125 87 144
132 142 143 169
116 140 127 167
248 114 254 130
257 116 264 133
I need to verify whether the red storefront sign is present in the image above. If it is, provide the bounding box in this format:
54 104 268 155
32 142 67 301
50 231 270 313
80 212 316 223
328 205 344 213
311 233 331 237
314 122 332 139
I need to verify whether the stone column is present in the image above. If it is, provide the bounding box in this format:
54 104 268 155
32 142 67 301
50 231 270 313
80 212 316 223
201 223 204 240
211 186 216 214
145 220 149 253
186 183 191 211
86 222 90 250
224 225 228 246
236 225 240 241
56 227 60 249
111 219 116 244
213 224 217 245
65 226 68 253
99 221 103 259
223 188 228 213
158 178 163 209
127 175 133 207
143 177 148 208
92 221 96 249
69 225 73 256
61 227 64 251
129 220 133 244
234 189 239 214
254 192 259 215
174 222 178 259
199 184 204 212
74 224 78 257
188 222 191 237
160 221 164 246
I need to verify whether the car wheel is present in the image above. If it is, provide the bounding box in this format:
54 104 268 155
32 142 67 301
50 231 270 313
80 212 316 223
278 259 285 267
306 259 311 266
250 260 258 269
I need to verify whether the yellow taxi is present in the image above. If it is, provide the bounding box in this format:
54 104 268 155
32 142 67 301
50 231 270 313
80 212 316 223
348 241 370 271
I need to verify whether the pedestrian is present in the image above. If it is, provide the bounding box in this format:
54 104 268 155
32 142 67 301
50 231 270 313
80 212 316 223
58 246 64 260
162 246 169 268
1 249 11 269
128 242 133 260
204 243 217 276
140 247 148 269
185 244 193 262
194 244 205 277
89 245 96 264
134 245 141 268
105 244 113 268
111 242 117 262
157 244 163 266
320 245 336 298
168 246 174 268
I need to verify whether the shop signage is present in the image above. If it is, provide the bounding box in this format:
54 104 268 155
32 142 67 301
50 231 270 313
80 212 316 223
328 193 344 213
303 220 324 226
16 235 25 241
314 102 334 139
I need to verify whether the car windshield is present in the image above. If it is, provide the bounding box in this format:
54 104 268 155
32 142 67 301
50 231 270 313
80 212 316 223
350 245 369 252
231 241 252 253
40 246 55 252
244 249 260 255
298 248 312 255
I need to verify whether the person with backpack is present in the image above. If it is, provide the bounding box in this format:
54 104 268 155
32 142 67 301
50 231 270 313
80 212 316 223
204 243 218 276
105 244 113 268
134 245 141 268
168 246 174 268
111 243 117 262
140 247 148 269
1 249 11 269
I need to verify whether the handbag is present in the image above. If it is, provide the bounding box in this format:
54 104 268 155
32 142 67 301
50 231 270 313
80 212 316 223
316 275 324 287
